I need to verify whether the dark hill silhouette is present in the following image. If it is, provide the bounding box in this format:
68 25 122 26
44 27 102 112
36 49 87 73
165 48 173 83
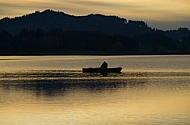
0 9 190 55
165 28 190 38
0 9 152 36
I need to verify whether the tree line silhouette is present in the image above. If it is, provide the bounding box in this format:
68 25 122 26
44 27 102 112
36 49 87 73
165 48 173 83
0 28 189 55
0 29 139 55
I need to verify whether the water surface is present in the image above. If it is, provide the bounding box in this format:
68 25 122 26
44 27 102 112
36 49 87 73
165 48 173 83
0 55 190 125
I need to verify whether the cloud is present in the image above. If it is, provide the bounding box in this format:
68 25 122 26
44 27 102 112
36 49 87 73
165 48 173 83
65 0 121 7
0 0 190 29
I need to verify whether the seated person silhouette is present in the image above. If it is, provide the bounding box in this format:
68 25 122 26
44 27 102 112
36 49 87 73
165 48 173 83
100 61 108 69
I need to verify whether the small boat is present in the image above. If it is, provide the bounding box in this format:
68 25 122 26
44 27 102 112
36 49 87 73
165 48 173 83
82 67 122 73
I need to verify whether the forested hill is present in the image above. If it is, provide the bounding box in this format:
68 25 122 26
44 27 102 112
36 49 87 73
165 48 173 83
0 9 190 55
0 9 152 37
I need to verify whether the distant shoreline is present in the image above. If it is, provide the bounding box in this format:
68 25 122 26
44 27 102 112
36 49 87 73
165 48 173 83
1 52 190 56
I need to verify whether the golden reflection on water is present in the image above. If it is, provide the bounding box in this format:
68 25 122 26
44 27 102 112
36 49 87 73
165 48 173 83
1 77 190 125
0 56 190 125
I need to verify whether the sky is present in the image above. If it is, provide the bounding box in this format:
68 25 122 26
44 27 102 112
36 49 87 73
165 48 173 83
0 0 190 30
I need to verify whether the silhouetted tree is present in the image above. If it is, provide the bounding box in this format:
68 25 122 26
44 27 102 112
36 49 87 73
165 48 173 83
0 30 13 53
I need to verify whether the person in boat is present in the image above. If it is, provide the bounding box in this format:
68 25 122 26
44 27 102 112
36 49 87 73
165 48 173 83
100 61 108 69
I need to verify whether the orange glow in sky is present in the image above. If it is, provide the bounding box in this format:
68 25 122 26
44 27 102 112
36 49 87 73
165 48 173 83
0 0 190 30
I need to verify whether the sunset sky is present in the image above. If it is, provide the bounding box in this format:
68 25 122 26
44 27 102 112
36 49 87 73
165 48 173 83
0 0 190 30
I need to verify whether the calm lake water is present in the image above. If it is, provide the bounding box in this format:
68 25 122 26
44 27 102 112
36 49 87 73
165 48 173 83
0 55 190 125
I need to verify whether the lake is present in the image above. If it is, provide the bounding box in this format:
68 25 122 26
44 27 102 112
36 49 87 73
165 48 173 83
0 55 190 125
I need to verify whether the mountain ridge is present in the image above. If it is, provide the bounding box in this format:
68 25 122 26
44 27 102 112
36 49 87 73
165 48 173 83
1 9 190 38
0 9 153 36
0 9 190 55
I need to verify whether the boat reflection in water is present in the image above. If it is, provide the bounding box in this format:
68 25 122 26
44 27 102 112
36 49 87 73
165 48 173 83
1 70 140 97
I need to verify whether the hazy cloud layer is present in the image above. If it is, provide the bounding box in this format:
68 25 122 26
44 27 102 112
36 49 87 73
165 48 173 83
0 0 190 29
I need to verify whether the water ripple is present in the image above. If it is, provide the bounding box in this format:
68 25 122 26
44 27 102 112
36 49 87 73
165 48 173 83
1 70 190 81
